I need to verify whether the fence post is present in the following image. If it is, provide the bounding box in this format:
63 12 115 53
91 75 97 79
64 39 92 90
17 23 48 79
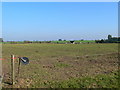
18 57 21 76
11 55 15 85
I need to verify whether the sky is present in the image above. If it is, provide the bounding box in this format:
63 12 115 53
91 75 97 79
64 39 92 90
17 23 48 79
0 2 2 38
1 0 119 2
2 2 118 41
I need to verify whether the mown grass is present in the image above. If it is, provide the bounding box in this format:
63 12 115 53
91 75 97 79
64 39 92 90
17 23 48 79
46 70 119 88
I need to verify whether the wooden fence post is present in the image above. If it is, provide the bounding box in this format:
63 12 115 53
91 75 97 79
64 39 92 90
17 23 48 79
11 55 15 85
18 57 21 76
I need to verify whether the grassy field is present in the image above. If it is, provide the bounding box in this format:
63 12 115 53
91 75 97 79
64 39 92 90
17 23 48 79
1 40 95 44
2 43 119 88
51 40 95 44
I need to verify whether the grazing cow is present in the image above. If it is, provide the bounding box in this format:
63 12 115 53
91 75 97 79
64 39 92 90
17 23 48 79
70 40 74 44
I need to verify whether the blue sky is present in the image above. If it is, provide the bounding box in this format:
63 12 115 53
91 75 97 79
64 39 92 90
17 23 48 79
2 2 118 41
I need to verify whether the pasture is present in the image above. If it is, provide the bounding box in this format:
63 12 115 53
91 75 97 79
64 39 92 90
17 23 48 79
2 43 119 88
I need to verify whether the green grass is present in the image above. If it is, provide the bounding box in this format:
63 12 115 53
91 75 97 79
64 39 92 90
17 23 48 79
51 41 70 44
2 43 119 88
2 43 118 57
2 40 95 44
47 70 119 88
51 40 95 44
75 40 95 43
